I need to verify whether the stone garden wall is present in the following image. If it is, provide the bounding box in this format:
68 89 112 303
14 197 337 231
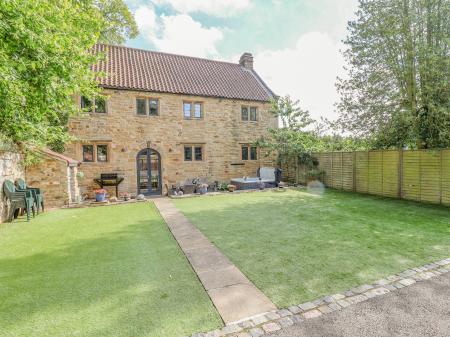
1 146 81 223
26 149 81 209
0 150 24 223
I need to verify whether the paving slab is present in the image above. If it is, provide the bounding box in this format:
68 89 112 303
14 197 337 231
208 284 278 324
154 198 276 324
176 231 213 251
198 265 251 291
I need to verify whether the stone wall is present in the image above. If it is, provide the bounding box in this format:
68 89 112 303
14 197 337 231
65 90 278 197
0 150 24 222
26 151 80 209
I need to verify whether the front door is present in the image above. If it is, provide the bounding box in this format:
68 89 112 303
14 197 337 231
136 148 162 195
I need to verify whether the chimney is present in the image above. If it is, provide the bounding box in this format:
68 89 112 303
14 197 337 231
239 52 253 70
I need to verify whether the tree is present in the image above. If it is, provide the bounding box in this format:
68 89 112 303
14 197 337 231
97 0 138 44
0 0 138 150
336 0 449 149
256 96 320 183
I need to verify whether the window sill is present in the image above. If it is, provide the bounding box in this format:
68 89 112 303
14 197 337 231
82 161 109 164
88 112 109 116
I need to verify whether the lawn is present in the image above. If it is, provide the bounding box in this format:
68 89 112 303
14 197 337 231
174 189 450 307
0 202 221 337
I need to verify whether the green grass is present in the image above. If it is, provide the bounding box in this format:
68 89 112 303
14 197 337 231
0 202 221 337
174 189 450 307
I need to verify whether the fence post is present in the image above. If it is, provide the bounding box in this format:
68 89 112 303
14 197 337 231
353 152 356 191
440 149 443 205
398 149 403 199
381 150 384 196
331 152 334 188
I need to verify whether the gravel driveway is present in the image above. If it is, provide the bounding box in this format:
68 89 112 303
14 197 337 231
272 272 450 337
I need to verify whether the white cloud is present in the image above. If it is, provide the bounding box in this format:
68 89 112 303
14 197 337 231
254 32 345 121
153 0 251 16
135 6 158 38
154 14 223 57
134 5 224 58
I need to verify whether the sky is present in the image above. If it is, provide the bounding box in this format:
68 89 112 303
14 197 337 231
125 0 359 121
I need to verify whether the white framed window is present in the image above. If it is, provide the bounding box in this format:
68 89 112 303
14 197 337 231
184 102 203 119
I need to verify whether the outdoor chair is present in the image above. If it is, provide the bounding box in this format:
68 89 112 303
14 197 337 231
15 178 44 213
3 180 35 222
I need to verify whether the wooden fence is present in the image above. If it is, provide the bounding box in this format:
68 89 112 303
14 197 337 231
282 149 450 206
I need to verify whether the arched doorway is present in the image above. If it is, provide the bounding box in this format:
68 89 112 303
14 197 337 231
136 148 162 195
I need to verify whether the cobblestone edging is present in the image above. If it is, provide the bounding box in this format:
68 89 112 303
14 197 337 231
188 257 450 337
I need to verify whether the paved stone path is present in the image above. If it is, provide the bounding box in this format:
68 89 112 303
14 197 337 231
153 198 276 324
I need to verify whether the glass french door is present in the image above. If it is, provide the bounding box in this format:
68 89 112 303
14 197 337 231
137 148 161 195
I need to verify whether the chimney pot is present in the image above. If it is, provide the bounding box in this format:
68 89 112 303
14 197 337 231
239 52 253 70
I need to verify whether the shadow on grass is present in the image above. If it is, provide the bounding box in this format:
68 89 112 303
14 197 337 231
0 206 220 337
174 189 450 306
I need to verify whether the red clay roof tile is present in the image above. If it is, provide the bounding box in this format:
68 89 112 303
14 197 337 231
92 44 274 102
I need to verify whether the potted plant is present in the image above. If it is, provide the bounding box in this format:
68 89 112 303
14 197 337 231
218 182 228 191
227 184 236 192
197 183 208 194
94 188 107 202
121 192 130 201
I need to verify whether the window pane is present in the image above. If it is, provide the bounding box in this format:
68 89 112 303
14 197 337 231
82 145 94 162
95 97 106 113
183 103 191 118
250 107 257 121
194 103 202 118
241 106 248 120
250 146 257 160
97 145 108 162
194 146 202 161
241 146 248 160
81 96 93 113
184 146 192 161
149 99 158 116
137 98 147 115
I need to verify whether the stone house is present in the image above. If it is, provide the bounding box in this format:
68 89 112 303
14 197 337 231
64 44 277 197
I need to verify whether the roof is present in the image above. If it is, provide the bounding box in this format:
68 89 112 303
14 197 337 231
92 44 275 102
37 148 80 167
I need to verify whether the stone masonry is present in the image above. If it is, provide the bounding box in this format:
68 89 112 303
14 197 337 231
0 150 24 222
65 90 277 197
26 149 81 209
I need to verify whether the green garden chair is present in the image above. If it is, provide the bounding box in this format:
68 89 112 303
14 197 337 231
3 180 35 222
16 178 44 213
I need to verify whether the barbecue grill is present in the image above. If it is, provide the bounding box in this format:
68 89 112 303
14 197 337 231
94 173 124 197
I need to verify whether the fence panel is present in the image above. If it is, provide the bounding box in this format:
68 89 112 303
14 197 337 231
342 152 354 191
382 150 400 198
402 150 420 201
320 153 332 186
368 151 383 195
442 150 450 206
355 151 369 193
420 150 441 204
296 149 450 206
